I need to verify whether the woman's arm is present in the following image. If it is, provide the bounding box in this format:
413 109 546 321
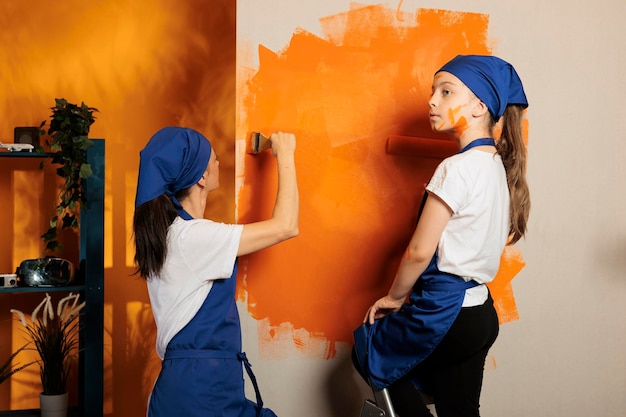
237 132 299 256
366 192 452 324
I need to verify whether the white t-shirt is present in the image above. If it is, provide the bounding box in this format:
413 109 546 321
147 217 243 359
426 149 510 307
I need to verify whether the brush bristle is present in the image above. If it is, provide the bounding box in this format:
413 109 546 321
248 132 271 154
250 132 261 153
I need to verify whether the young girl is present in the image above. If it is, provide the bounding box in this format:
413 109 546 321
133 127 298 417
354 55 530 417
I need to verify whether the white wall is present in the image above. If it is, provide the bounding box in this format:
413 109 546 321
237 1 626 416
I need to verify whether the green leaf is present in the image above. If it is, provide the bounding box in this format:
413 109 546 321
41 226 57 242
79 163 92 179
45 240 62 252
61 213 75 229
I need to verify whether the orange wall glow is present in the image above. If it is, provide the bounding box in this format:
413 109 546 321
237 4 527 359
0 1 236 414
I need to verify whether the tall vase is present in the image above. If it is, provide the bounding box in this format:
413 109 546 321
39 392 68 417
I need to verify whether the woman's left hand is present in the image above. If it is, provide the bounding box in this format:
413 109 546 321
364 295 404 325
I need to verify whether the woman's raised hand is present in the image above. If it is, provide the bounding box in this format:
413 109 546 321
269 132 296 157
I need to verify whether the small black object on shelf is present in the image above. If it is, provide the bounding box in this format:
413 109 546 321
14 126 40 147
15 258 75 287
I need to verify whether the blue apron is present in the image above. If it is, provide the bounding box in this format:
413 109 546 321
354 138 495 390
148 210 277 417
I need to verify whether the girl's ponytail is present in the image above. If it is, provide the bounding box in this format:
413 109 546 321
497 104 530 244
133 189 189 279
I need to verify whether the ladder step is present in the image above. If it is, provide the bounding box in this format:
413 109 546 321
359 399 389 417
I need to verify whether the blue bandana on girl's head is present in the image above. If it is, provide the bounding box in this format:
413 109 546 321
436 55 528 121
135 127 212 208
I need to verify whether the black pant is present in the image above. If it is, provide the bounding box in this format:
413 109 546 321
353 294 499 417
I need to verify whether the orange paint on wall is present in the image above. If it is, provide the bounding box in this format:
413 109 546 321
237 5 526 358
487 246 525 324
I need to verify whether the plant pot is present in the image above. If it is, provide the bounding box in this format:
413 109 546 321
39 392 68 417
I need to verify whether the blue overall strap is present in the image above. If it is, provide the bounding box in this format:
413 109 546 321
419 279 479 292
459 137 495 153
237 352 265 415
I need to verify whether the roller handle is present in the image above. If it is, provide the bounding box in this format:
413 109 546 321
386 135 458 159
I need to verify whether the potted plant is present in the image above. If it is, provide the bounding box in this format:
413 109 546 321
0 343 34 385
38 98 98 253
10 293 85 417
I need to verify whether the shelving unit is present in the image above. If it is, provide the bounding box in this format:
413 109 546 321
0 139 105 417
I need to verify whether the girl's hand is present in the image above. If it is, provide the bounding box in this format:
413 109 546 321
364 295 404 325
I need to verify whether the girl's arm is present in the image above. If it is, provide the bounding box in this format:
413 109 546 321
237 132 299 256
366 192 452 324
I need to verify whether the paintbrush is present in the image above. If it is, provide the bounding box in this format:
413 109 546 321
248 132 272 154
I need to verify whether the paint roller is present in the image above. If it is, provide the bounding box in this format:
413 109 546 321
386 135 458 158
248 132 457 158
247 132 272 154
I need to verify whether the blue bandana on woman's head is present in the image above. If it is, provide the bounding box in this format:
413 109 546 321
436 55 528 121
135 127 212 208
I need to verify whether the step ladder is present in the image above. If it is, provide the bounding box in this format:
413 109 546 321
359 385 396 417
359 385 434 417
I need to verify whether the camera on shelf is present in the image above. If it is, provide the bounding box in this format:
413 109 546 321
0 274 18 288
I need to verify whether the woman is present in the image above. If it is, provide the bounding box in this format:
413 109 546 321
354 55 530 417
133 127 298 417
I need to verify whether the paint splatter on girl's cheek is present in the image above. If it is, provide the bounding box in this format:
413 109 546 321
441 105 469 133
447 105 463 122
454 116 469 134
447 107 459 124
